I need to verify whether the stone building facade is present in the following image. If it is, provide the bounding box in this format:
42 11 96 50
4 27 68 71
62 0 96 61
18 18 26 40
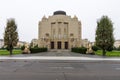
38 11 82 50
114 40 120 48
31 39 38 47
0 39 4 48
81 39 89 48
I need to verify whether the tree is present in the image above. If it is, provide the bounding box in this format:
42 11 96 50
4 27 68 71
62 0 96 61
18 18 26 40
4 18 19 55
95 16 114 56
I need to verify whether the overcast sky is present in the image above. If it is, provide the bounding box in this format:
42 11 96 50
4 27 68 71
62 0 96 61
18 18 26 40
0 0 120 42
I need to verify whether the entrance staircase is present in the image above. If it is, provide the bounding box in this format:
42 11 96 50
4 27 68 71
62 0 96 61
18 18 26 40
49 49 70 52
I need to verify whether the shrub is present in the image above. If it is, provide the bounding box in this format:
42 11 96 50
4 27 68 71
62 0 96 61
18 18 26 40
6 46 13 51
81 47 87 54
92 46 99 51
14 48 21 50
107 46 113 51
34 45 38 48
117 46 120 51
30 47 47 53
0 47 6 50
113 46 117 50
71 47 87 54
21 45 25 50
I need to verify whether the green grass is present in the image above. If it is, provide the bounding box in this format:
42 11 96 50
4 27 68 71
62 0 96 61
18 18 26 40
0 49 22 55
95 50 120 57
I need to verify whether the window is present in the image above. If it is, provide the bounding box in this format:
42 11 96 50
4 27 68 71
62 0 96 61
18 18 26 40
45 33 49 37
70 33 74 37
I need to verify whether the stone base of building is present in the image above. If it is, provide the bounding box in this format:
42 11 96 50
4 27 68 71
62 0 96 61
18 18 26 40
49 49 70 52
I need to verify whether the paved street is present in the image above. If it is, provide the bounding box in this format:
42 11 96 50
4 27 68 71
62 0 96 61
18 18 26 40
0 51 120 80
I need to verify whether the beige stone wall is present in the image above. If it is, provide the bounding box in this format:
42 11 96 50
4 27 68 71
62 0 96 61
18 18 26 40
38 11 82 50
0 39 4 48
81 39 89 48
31 39 38 47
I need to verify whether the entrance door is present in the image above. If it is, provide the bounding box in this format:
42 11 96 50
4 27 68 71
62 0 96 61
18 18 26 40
65 42 68 49
51 42 54 49
57 42 61 49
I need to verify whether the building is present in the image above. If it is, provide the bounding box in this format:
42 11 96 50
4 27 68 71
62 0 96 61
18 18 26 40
81 39 89 48
16 41 26 48
91 42 95 46
0 39 4 48
31 39 38 47
38 11 82 50
0 39 29 49
114 40 120 48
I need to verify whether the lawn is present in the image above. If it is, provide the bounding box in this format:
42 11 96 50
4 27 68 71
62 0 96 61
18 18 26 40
95 50 120 57
0 49 22 55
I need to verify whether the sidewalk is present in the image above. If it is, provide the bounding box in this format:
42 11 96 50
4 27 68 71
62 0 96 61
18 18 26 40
0 56 120 61
0 51 120 61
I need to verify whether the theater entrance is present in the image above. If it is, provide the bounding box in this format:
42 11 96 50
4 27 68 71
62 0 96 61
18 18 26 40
65 42 68 49
50 42 54 49
57 41 61 49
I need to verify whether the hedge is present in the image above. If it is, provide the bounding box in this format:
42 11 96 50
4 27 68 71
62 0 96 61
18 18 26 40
71 47 87 54
30 48 47 53
92 46 99 51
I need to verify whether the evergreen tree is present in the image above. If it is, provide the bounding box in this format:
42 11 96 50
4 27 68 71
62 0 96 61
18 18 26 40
95 16 114 56
4 18 19 55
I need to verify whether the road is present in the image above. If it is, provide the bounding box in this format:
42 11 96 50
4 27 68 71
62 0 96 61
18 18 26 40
0 60 120 80
0 51 120 80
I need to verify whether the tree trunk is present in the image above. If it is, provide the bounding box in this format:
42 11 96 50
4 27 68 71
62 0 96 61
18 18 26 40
9 49 13 55
102 49 106 56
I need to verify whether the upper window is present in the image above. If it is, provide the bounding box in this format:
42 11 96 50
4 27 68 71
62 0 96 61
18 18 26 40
45 33 49 37
70 33 74 37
